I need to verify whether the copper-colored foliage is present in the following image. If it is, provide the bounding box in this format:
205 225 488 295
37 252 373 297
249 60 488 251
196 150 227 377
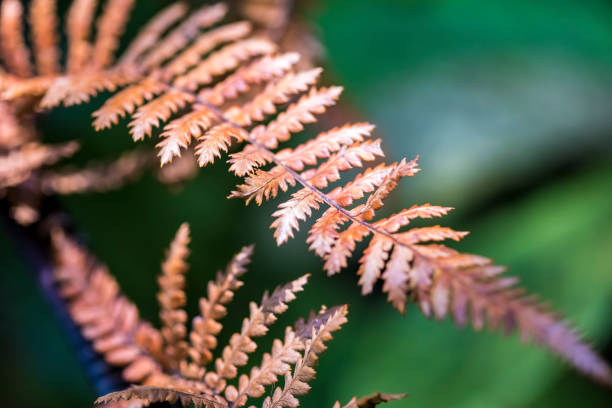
1 0 609 389
52 224 398 408
15 0 608 386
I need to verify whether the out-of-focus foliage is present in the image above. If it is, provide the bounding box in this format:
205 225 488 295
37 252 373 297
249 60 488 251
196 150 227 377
1 0 611 406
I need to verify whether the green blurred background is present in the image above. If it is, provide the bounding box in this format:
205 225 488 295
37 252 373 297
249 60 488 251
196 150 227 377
1 0 612 406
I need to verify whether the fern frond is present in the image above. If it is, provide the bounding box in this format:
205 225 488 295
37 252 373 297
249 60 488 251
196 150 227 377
29 0 60 75
23 0 610 386
52 224 387 408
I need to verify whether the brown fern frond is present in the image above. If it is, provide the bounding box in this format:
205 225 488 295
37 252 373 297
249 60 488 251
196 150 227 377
52 224 391 408
22 0 609 387
1 0 32 77
29 0 60 75
91 0 136 69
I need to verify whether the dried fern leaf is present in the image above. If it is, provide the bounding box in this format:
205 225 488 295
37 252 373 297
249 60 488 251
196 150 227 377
30 0 609 386
53 224 394 408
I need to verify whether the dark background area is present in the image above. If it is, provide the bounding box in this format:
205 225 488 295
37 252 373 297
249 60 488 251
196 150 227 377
1 0 612 406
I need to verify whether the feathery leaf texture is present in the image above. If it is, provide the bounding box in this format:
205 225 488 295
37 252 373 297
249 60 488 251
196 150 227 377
3 0 610 388
52 224 398 408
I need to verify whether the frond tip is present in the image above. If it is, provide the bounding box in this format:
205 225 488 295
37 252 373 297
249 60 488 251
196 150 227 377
11 0 608 390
